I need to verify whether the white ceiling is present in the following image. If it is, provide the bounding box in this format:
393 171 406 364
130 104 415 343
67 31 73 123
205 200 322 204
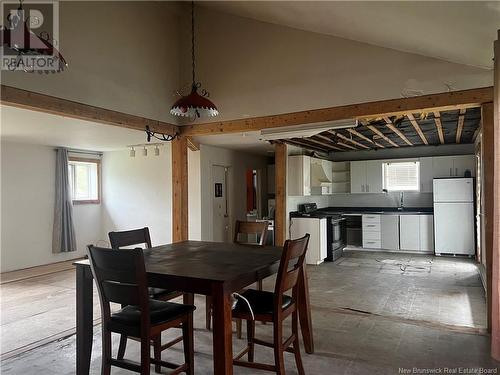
203 1 499 69
194 131 275 155
1 106 146 151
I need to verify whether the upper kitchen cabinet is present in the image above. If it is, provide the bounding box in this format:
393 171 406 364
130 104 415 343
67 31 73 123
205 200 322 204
350 160 383 193
433 155 475 178
288 155 311 196
332 161 351 193
419 157 434 192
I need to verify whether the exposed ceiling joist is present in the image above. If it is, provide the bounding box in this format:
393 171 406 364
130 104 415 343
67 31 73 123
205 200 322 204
406 113 429 145
366 125 400 148
308 135 345 151
383 117 413 146
433 111 445 144
347 128 385 148
179 87 492 136
327 130 370 150
456 108 466 144
186 136 200 151
285 138 329 153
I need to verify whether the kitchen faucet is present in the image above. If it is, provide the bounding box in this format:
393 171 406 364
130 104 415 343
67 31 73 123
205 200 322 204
398 191 405 211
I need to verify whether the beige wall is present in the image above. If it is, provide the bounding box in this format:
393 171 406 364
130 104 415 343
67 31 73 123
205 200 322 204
2 1 183 123
191 6 492 122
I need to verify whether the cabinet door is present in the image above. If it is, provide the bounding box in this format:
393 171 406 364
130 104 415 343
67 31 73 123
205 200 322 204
419 157 433 192
419 215 434 252
453 155 476 177
288 156 311 196
365 160 383 193
399 215 420 251
432 156 454 178
381 215 400 250
350 161 366 193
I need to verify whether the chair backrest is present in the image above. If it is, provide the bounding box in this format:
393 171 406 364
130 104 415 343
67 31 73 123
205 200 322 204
108 227 152 249
87 245 150 323
273 234 310 311
233 220 268 245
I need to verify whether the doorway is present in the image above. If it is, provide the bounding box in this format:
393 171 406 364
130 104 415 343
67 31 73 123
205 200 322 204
212 165 230 242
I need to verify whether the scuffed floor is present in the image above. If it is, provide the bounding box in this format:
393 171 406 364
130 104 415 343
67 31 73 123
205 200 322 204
1 251 499 374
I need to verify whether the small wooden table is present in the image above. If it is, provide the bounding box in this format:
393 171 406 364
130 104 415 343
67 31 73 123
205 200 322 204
75 240 314 375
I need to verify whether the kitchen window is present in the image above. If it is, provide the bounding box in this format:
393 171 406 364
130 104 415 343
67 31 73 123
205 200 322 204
383 161 420 191
68 158 100 204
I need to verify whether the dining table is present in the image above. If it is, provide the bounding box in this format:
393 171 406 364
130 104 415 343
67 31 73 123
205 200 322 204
75 240 314 375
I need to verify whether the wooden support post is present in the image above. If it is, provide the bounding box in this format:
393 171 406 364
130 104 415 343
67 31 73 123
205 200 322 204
275 142 287 246
172 136 188 242
491 29 500 362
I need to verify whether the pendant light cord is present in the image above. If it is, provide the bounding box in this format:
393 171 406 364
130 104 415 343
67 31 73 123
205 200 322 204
191 1 196 86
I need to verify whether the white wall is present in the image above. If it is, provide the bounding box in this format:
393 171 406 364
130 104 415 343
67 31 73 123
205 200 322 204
0 141 102 272
100 146 172 246
199 144 269 241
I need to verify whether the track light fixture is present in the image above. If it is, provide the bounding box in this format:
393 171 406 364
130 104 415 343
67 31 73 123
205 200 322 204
128 143 164 158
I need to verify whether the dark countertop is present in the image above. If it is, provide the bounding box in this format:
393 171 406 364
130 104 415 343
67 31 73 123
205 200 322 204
290 206 433 218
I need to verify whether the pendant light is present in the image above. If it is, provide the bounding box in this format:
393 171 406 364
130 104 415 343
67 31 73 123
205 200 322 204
170 1 218 119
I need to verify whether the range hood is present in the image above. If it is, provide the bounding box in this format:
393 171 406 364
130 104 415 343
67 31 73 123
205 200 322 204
311 161 332 187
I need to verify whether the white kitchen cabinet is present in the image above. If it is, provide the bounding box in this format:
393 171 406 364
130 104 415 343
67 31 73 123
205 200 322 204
453 155 476 177
311 158 333 195
362 214 381 249
400 214 434 252
288 155 311 196
419 215 434 252
419 157 433 192
432 156 455 178
432 155 476 178
350 161 366 193
365 160 383 193
267 164 275 195
290 217 327 265
381 215 400 250
399 215 420 251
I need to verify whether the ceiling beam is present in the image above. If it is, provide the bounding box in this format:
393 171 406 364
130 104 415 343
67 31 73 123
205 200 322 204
179 86 493 136
433 111 445 144
307 135 345 151
383 117 413 146
0 85 179 136
186 136 200 151
456 108 466 143
365 125 400 148
347 128 385 148
314 134 357 150
406 113 429 145
327 130 370 150
284 138 329 153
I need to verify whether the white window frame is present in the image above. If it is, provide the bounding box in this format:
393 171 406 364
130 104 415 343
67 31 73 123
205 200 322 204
68 157 101 204
382 160 420 192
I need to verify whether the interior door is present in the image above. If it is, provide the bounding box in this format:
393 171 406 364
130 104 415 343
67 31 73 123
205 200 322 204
212 165 230 242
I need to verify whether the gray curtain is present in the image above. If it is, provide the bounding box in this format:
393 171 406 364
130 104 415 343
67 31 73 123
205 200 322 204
52 148 77 253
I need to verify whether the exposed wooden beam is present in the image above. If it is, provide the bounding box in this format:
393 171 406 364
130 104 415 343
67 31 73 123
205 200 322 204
186 136 200 151
172 136 188 242
179 87 493 136
284 139 329 153
433 112 445 144
456 108 467 143
365 125 400 148
347 128 385 148
0 85 179 136
406 113 429 145
327 130 370 150
383 117 413 146
274 142 287 246
306 135 344 151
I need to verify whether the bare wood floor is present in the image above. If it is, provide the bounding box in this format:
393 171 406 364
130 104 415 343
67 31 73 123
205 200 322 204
1 251 498 374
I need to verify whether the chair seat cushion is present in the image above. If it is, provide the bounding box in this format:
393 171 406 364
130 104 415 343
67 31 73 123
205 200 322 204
232 289 293 317
148 287 179 300
111 299 195 327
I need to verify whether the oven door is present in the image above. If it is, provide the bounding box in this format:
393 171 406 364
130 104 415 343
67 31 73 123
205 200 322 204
331 218 346 256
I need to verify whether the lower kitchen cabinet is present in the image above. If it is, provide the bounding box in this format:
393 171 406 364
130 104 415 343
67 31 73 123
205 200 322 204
289 217 327 265
399 214 434 252
419 215 435 252
362 214 381 249
381 215 400 250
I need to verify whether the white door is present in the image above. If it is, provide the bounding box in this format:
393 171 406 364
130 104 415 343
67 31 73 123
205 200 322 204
350 161 366 193
453 155 476 177
419 215 434 252
432 156 454 178
419 157 433 192
433 178 474 203
212 165 230 242
365 160 383 193
434 203 475 255
400 215 420 251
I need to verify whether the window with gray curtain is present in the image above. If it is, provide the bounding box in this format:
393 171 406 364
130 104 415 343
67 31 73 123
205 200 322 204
52 148 77 253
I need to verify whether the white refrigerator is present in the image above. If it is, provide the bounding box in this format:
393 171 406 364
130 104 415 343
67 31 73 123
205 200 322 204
433 178 475 256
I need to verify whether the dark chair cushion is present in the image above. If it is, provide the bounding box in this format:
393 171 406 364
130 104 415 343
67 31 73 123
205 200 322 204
148 287 179 300
111 299 195 327
232 289 293 316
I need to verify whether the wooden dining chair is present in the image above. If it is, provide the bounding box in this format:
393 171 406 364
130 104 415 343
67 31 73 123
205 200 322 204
232 234 310 375
109 228 183 371
205 220 269 338
87 245 195 375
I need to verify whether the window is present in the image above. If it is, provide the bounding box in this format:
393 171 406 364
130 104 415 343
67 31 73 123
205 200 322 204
383 161 420 191
68 158 100 203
